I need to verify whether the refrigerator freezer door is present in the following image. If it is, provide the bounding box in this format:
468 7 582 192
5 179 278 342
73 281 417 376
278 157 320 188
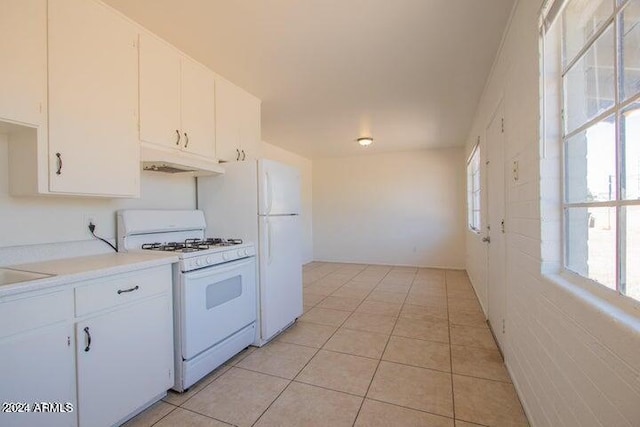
258 159 301 215
258 215 303 342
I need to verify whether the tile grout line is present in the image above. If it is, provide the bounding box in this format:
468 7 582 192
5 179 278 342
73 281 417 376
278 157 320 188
144 265 469 427
350 268 416 427
174 351 248 409
174 406 237 426
250 264 377 426
280 319 513 384
146 402 179 427
445 270 457 422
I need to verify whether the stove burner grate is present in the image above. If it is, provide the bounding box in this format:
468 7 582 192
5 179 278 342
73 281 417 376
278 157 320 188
141 238 244 252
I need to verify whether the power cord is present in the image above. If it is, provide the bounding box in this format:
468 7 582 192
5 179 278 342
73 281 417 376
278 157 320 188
88 222 118 252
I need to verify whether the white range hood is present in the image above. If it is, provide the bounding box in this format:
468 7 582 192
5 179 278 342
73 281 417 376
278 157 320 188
141 146 224 176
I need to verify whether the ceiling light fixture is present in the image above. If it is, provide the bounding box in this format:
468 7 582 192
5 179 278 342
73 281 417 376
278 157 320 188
357 137 373 146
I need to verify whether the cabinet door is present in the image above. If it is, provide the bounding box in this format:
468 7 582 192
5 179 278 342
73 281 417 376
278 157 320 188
239 91 262 161
48 0 139 197
139 33 181 150
215 78 242 162
76 295 173 427
0 0 46 127
181 58 216 159
0 323 76 427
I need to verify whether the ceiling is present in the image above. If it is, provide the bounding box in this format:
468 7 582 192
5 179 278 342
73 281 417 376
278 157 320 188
104 0 515 159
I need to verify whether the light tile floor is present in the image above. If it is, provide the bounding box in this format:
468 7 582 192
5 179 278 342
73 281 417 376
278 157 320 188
123 262 529 427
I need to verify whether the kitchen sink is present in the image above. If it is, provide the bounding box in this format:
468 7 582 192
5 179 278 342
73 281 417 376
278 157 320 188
0 268 52 286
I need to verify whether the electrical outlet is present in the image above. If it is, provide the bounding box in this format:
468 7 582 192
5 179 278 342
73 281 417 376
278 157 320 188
84 214 97 232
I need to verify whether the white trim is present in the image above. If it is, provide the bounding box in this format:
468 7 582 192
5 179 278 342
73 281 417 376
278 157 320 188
543 270 640 321
565 199 640 208
562 15 614 76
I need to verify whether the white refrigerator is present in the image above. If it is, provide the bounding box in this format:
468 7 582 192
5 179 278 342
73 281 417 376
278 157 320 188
197 159 303 346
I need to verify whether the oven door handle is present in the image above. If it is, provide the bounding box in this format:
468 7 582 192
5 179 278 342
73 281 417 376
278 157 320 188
183 256 254 280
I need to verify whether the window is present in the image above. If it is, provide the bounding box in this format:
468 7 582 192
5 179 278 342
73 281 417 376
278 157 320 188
543 0 640 301
467 144 481 232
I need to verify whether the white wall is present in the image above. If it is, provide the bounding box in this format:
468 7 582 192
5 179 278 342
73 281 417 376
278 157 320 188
0 134 195 261
0 134 313 266
465 1 640 426
261 141 313 264
313 148 465 268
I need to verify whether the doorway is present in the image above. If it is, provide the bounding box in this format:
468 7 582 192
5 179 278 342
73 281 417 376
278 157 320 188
486 101 507 351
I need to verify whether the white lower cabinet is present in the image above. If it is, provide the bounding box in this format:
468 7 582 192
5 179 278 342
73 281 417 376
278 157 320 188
76 295 173 427
0 264 174 427
0 290 76 427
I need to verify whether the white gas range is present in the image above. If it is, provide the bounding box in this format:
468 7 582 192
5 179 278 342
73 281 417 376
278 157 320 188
117 210 257 392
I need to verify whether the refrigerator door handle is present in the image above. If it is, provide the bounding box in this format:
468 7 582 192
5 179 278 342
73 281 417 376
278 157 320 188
267 218 273 264
266 172 273 214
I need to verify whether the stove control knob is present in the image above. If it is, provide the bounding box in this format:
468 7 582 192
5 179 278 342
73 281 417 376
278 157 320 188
222 252 230 261
244 249 249 256
206 256 213 264
237 250 243 257
195 259 203 266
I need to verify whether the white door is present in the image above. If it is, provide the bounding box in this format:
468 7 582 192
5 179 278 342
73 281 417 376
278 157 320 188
258 215 303 341
139 32 181 150
258 159 302 215
486 103 507 350
181 57 216 159
48 0 139 197
76 295 173 427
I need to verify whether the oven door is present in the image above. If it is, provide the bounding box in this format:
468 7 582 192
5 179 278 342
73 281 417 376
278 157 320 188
180 257 256 360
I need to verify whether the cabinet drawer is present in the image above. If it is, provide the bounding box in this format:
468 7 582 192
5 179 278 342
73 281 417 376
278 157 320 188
75 265 171 316
0 289 73 338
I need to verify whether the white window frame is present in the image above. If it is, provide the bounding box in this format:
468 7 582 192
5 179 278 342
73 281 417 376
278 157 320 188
541 0 640 302
467 143 481 233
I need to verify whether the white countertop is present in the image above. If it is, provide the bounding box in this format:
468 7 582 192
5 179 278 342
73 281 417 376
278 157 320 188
1 252 178 298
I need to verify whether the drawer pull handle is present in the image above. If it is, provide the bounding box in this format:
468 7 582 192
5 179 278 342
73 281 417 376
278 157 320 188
175 129 181 145
184 132 189 148
84 327 91 352
117 285 139 295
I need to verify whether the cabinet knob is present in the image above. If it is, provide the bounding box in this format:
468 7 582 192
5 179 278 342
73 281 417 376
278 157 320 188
175 129 181 146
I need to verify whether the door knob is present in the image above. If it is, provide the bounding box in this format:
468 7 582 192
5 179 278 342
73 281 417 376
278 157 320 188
482 236 491 243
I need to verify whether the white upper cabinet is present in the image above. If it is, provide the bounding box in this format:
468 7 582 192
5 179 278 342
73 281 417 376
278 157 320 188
0 0 47 128
139 33 181 151
215 78 262 162
181 57 216 159
139 32 216 161
239 89 262 161
47 0 139 197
